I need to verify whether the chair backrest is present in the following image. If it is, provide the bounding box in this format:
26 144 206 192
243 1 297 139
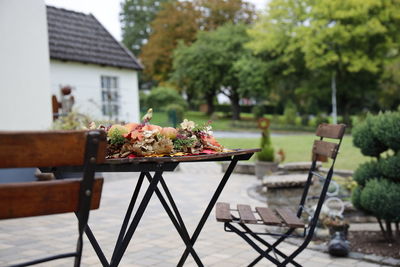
0 130 107 219
0 130 106 168
312 123 346 161
298 124 346 228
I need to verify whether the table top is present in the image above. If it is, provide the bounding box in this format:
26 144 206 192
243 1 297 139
105 148 260 164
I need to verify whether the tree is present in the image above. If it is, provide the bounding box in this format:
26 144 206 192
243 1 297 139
248 0 400 121
379 57 400 110
172 23 267 119
141 0 256 84
140 1 201 82
120 0 172 56
195 0 255 30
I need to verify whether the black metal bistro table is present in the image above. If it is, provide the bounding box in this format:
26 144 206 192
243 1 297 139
48 149 259 266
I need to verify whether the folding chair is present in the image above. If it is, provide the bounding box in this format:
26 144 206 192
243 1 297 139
0 130 106 267
216 123 346 266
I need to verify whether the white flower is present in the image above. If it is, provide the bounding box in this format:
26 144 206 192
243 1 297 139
143 130 156 138
180 119 195 131
204 125 213 136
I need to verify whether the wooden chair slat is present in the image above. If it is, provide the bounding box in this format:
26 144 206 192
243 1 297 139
0 178 103 219
237 204 257 224
275 208 304 228
216 202 232 222
316 123 346 139
256 207 281 225
0 130 106 168
312 140 339 160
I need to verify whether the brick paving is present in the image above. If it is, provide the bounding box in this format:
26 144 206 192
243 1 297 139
0 162 386 266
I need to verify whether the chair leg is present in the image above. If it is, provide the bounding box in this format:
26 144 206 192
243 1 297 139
238 224 301 267
278 235 314 266
225 223 283 266
74 231 83 267
248 228 296 266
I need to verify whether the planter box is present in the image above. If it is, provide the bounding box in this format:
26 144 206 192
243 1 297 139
220 162 255 175
255 161 279 179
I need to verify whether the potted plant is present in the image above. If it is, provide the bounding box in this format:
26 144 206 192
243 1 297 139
255 118 280 179
322 214 350 238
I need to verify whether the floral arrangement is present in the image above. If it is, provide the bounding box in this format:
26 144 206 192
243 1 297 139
89 109 226 159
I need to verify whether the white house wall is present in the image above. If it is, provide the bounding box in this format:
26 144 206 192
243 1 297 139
0 0 52 130
50 60 140 123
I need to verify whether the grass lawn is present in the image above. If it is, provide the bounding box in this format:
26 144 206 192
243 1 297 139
218 135 369 171
144 111 368 171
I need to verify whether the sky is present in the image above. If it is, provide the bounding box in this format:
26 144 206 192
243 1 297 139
44 0 268 41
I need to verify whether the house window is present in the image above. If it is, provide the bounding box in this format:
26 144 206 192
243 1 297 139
101 76 119 119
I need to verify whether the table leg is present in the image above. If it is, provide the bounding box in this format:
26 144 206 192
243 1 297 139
144 173 204 266
110 170 162 267
177 157 240 266
111 172 145 263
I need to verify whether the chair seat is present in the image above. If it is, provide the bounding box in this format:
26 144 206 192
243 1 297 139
216 202 305 228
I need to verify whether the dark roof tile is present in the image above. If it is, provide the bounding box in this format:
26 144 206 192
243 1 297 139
47 6 143 70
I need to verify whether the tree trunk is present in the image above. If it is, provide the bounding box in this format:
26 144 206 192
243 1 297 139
378 218 388 240
386 221 393 241
205 92 215 116
331 71 338 124
230 90 240 120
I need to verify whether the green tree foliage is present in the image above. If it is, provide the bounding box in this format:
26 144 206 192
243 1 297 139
351 111 400 240
141 0 256 84
379 58 400 110
172 23 267 119
144 86 187 110
248 0 400 118
120 0 172 56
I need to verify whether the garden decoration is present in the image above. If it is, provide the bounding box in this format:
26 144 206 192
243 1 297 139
304 167 350 256
321 198 350 257
89 109 227 159
254 118 284 179
352 110 400 241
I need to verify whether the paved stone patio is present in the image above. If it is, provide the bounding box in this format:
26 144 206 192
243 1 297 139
0 162 388 266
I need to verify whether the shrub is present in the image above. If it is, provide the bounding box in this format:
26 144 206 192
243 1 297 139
351 185 362 210
146 87 187 111
52 110 91 130
380 153 400 182
360 179 400 222
165 104 184 128
352 161 381 186
351 110 400 240
352 115 387 157
252 104 265 120
315 114 329 126
372 111 400 152
300 115 309 126
283 100 297 125
257 127 274 162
